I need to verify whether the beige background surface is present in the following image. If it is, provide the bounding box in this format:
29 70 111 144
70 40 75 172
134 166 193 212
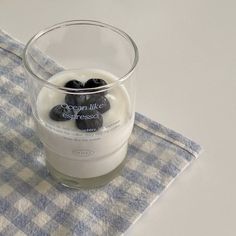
1 0 236 235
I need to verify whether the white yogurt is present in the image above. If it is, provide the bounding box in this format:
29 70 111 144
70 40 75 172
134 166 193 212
36 69 133 178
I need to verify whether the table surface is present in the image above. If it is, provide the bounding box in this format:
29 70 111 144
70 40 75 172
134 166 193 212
1 1 235 235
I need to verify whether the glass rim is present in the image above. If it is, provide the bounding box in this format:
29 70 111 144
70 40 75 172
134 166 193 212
23 20 139 93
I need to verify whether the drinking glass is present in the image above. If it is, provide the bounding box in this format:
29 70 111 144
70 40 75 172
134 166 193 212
23 20 138 188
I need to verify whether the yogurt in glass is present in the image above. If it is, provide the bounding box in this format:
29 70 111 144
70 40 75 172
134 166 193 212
36 69 134 180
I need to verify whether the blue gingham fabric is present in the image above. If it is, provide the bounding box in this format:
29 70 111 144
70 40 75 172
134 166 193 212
0 29 201 236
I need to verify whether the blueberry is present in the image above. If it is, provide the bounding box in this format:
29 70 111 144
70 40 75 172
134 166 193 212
85 95 110 114
64 80 84 90
84 78 107 94
65 94 87 106
76 110 103 132
49 104 73 121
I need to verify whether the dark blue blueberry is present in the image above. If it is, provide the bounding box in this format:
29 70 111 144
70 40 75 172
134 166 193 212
84 78 107 94
84 78 107 88
65 94 87 106
64 80 84 90
49 104 73 121
76 110 103 132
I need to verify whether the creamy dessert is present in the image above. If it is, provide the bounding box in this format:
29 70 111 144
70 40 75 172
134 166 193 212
36 69 133 179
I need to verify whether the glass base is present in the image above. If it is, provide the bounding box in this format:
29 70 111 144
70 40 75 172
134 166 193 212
46 157 127 189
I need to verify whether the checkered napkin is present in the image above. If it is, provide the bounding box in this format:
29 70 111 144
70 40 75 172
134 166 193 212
0 29 201 236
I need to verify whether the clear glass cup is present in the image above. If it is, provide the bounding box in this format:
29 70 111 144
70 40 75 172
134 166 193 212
23 20 138 188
